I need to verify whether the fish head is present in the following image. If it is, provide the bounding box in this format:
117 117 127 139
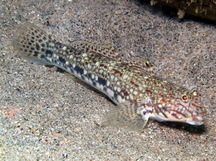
139 87 207 125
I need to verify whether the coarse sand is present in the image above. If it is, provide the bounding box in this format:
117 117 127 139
0 0 215 160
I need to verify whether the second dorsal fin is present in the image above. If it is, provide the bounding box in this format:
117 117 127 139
123 55 154 74
71 40 123 60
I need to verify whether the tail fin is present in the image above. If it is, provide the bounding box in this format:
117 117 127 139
12 22 53 65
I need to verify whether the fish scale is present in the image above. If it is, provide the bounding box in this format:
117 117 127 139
12 22 206 130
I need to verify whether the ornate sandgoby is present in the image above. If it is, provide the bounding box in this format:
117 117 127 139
12 22 206 130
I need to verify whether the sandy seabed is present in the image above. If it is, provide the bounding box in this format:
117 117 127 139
0 0 215 160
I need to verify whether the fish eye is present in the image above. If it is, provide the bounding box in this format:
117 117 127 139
192 90 198 97
182 95 188 102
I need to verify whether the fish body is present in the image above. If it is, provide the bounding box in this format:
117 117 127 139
12 22 206 129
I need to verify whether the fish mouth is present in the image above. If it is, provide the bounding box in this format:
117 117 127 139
153 103 206 125
186 115 205 125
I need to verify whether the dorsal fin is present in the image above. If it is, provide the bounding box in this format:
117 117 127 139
124 55 154 73
71 40 123 60
71 41 153 73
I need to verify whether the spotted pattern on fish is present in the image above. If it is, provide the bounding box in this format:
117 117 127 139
12 22 206 130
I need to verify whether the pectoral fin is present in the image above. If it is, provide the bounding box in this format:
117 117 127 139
103 101 149 131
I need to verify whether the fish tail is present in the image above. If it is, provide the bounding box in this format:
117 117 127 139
12 22 54 65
